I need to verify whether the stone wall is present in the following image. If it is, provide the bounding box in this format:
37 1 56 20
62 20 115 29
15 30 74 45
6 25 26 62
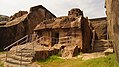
35 28 82 48
106 0 119 61
59 28 82 48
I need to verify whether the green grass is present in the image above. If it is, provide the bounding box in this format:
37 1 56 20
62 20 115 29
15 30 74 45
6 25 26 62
0 52 5 54
0 51 5 67
84 54 119 67
37 54 119 67
37 55 64 63
0 61 4 67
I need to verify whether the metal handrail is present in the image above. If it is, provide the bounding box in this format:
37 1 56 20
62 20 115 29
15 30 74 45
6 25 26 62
4 35 29 50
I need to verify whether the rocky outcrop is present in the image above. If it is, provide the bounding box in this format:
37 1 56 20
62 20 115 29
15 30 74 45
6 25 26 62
68 8 83 17
0 15 9 22
104 48 114 55
10 11 28 21
0 5 56 51
89 17 107 40
27 5 56 34
35 8 92 52
0 14 28 51
34 16 82 30
106 0 119 61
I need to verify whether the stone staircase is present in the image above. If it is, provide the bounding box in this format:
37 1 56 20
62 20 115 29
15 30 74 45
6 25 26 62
4 35 36 67
93 40 110 52
5 48 35 67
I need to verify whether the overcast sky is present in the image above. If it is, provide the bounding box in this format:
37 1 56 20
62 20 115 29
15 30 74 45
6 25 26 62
0 0 106 18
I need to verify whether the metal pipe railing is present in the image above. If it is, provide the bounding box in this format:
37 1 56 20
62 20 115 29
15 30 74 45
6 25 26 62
4 35 29 62
4 35 29 50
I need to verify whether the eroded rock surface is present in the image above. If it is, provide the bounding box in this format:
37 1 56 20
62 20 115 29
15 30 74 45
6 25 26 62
0 15 9 22
10 11 28 21
61 46 78 57
0 5 56 51
106 0 119 61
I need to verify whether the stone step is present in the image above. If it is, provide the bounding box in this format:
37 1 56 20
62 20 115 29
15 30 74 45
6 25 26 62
16 49 34 53
4 48 35 67
16 52 34 57
93 47 108 52
94 44 109 47
22 48 34 50
8 55 33 62
94 41 109 47
6 58 31 66
5 62 30 67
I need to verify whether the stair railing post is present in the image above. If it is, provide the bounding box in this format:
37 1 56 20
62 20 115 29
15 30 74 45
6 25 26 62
20 49 22 67
16 42 18 54
91 30 96 51
5 49 8 61
69 36 71 46
26 36 29 43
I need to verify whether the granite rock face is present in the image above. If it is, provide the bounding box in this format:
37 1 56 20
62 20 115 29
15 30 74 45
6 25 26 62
106 0 119 61
0 5 56 51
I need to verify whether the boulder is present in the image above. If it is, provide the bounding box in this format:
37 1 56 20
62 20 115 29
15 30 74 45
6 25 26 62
104 48 114 55
62 45 78 57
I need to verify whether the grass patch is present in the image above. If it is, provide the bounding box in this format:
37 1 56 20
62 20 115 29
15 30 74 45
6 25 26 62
84 54 119 67
0 62 4 67
37 54 119 67
37 55 64 63
0 52 5 54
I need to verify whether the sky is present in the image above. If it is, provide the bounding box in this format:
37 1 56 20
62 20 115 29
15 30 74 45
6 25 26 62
0 0 106 19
